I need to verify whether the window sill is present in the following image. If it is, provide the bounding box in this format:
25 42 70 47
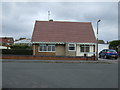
68 50 76 51
38 51 56 52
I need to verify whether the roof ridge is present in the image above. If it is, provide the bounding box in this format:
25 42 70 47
36 20 91 23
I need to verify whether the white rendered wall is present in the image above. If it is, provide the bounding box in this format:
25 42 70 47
98 44 109 53
76 44 95 56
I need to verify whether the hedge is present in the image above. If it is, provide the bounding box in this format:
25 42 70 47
10 44 32 50
2 49 33 55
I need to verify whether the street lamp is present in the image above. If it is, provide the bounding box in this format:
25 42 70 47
96 19 101 60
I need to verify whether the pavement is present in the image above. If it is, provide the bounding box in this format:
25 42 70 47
1 58 119 64
2 58 118 88
98 58 119 63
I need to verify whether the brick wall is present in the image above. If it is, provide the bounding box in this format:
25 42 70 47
1 55 96 60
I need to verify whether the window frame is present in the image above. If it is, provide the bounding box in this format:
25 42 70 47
68 43 76 51
38 44 56 52
80 45 90 53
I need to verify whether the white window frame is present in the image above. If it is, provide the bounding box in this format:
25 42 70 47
68 43 76 51
80 45 90 53
38 44 56 52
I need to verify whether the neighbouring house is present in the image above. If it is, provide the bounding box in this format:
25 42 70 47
14 39 32 46
32 20 97 56
0 37 14 46
19 38 26 40
98 40 105 44
15 37 26 41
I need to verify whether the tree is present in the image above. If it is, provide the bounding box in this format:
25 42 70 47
109 40 120 52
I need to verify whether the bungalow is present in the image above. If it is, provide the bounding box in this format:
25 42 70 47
14 39 32 46
32 20 97 57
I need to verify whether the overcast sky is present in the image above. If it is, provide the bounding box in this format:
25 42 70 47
1 2 118 42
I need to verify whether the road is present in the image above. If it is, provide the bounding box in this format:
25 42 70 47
0 61 2 89
2 59 118 88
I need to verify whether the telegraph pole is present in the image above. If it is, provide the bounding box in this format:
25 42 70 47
96 20 101 60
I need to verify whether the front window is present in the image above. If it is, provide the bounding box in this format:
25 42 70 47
80 45 90 52
68 44 76 51
39 44 55 52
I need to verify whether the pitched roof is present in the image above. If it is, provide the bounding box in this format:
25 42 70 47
0 37 14 44
14 39 31 44
32 21 97 43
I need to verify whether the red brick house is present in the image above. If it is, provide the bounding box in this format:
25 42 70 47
0 37 14 46
32 21 97 56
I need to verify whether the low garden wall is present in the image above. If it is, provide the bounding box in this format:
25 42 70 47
1 55 96 60
1 49 96 60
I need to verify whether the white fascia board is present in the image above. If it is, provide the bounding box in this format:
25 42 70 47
77 43 96 45
32 42 65 44
66 42 77 44
32 42 96 45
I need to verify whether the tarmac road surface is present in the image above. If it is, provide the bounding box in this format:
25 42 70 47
2 59 118 88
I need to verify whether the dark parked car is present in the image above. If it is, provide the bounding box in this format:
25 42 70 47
99 49 118 59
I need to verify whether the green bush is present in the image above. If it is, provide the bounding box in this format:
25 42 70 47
2 49 33 55
10 44 32 50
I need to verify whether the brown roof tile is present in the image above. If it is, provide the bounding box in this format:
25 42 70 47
32 21 97 43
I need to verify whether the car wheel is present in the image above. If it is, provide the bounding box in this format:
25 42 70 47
104 55 108 59
115 57 118 59
99 55 101 58
102 56 104 59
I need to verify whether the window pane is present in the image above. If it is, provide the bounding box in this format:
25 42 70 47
69 44 74 47
52 45 55 51
40 46 43 51
80 45 84 52
48 45 51 51
85 45 89 52
86 47 89 52
69 47 75 50
81 47 84 52
43 46 47 51
69 44 75 50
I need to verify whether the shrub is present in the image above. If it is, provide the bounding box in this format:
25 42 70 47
2 49 33 55
10 44 32 50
